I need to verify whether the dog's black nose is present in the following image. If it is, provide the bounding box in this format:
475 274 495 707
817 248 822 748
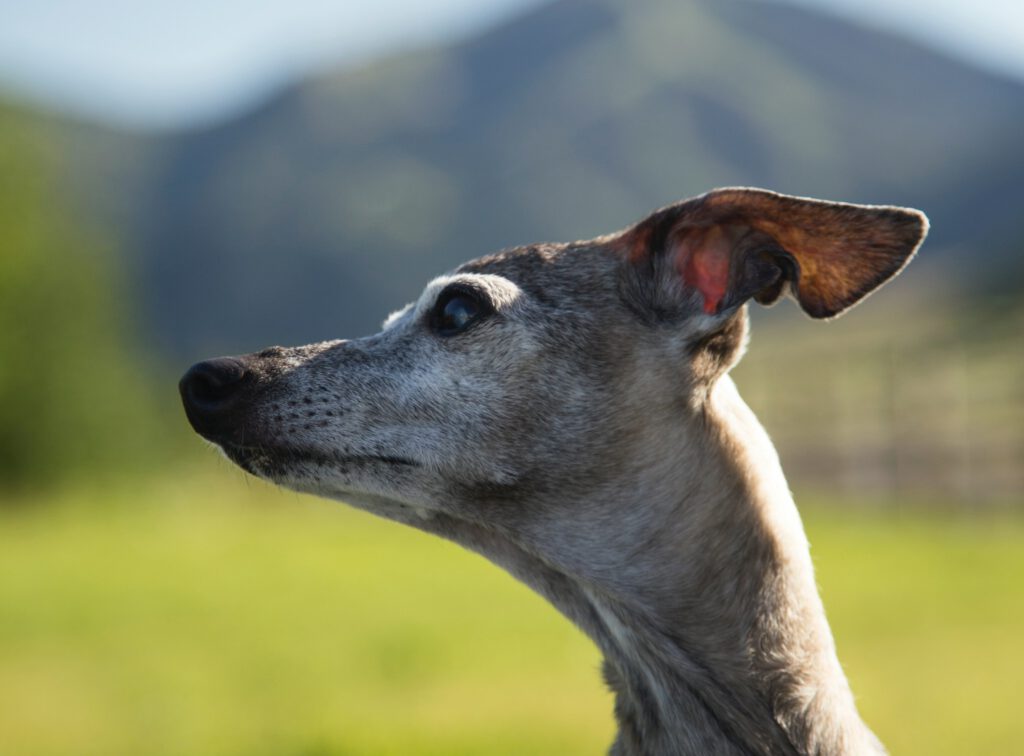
179 357 251 440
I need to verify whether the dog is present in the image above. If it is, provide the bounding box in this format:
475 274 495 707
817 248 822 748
181 187 927 754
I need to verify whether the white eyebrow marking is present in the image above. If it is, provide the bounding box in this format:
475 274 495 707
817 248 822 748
412 273 524 321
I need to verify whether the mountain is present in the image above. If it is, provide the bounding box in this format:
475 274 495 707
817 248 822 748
61 0 1024 356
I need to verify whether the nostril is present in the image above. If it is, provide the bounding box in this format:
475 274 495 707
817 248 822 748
180 358 249 412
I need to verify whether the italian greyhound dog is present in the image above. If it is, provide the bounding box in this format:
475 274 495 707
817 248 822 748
180 187 927 755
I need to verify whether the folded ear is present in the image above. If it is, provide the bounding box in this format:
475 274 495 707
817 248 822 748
623 187 929 319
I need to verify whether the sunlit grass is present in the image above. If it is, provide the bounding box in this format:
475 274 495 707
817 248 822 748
804 500 1024 755
1 474 1022 754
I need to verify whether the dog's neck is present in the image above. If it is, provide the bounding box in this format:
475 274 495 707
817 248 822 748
410 376 883 755
575 376 882 755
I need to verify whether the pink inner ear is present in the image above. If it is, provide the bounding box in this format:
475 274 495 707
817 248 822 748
678 226 732 315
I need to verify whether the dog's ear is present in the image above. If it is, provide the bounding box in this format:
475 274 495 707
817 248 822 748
622 187 928 319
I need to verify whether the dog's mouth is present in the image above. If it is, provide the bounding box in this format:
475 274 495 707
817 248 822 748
219 442 421 478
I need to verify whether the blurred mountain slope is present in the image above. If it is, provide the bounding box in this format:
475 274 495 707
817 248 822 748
53 0 1024 355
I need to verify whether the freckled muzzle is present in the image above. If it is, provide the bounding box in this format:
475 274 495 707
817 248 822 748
179 357 255 444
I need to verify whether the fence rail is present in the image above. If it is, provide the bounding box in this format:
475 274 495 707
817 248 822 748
735 312 1024 505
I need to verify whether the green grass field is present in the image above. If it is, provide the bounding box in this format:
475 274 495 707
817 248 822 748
1 473 1022 755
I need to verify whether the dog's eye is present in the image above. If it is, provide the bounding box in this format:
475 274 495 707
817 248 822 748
433 287 488 337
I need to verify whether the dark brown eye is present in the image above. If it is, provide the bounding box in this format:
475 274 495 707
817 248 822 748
433 287 488 336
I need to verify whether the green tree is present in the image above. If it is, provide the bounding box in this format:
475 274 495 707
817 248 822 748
0 105 160 491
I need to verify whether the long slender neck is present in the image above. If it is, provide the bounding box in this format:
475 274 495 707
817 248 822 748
410 379 884 754
583 377 883 755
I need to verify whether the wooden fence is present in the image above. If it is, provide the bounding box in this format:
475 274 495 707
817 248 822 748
735 311 1024 506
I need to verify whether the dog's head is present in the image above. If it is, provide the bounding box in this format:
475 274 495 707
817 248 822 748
180 187 926 574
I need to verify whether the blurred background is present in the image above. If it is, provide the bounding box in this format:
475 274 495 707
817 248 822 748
1 0 1022 753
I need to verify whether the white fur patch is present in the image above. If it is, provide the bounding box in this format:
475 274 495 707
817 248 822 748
414 272 524 320
382 303 414 331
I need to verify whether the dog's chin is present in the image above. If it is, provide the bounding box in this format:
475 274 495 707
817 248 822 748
216 442 278 479
217 441 421 492
216 442 442 525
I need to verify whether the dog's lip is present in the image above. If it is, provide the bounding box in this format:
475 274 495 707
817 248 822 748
221 442 421 469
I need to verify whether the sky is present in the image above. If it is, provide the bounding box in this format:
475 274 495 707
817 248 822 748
0 0 1022 129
